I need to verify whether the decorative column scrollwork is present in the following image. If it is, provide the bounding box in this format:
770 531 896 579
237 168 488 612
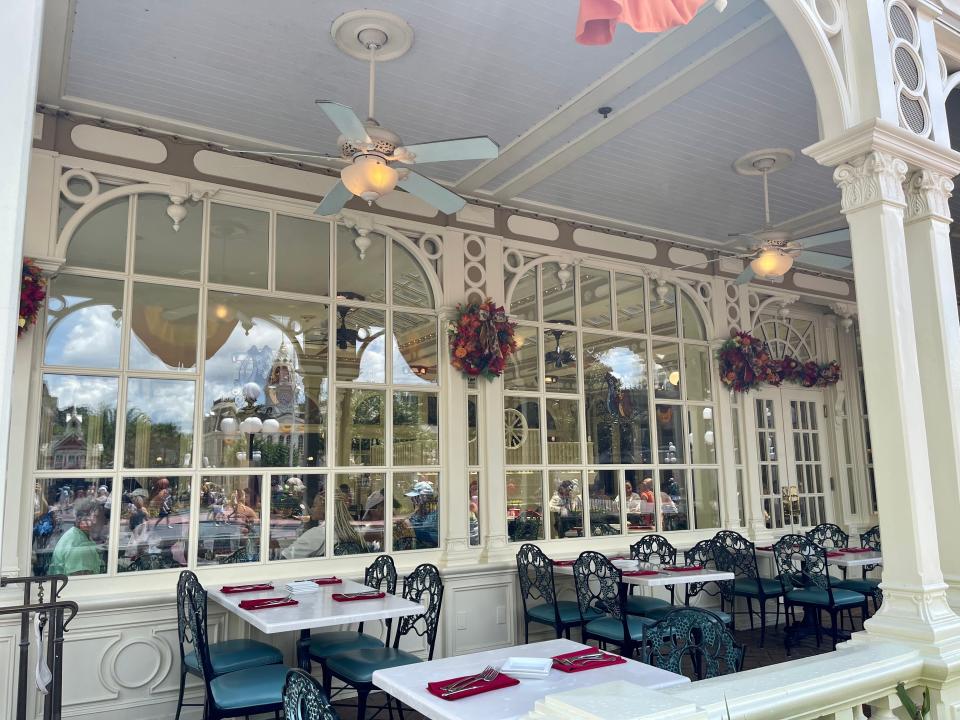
904 169 953 223
833 151 908 212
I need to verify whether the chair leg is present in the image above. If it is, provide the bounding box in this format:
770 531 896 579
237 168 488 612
746 597 755 631
830 610 839 650
774 598 781 633
356 687 370 720
760 600 767 648
524 618 530 644
322 666 333 698
396 695 406 720
387 691 395 720
175 668 186 720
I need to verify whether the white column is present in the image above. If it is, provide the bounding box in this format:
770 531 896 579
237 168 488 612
0 0 44 573
902 168 960 609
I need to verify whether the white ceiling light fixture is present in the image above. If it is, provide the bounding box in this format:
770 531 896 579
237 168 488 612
225 11 499 216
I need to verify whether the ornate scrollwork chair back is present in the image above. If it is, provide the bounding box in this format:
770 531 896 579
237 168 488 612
806 523 850 550
861 525 881 551
364 554 398 595
773 534 830 594
630 534 678 565
643 608 744 680
395 563 444 659
282 669 339 720
178 572 215 685
572 551 622 620
517 543 557 607
684 539 720 602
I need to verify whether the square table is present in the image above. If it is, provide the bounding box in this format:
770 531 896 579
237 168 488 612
208 578 424 669
372 638 689 720
754 547 883 569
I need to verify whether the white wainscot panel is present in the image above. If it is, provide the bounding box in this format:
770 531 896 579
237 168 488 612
572 228 657 259
449 579 515 655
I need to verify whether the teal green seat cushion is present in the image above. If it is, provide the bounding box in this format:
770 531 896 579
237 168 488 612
326 647 421 684
834 578 881 594
585 615 653 643
527 601 603 625
624 595 672 615
733 578 783 597
209 663 288 710
308 630 383 660
786 588 865 607
184 639 283 675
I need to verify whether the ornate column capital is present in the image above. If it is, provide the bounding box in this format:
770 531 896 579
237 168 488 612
833 151 908 213
904 168 954 223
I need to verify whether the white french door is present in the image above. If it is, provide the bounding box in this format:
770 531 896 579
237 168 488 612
753 389 833 531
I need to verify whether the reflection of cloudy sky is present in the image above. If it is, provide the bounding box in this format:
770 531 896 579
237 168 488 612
393 339 432 386
45 304 121 368
204 320 287 410
45 374 118 412
127 378 194 429
598 346 647 389
356 331 385 383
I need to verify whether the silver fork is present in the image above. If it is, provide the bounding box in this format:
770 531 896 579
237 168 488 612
441 667 500 697
556 652 606 666
440 665 495 693
340 590 381 599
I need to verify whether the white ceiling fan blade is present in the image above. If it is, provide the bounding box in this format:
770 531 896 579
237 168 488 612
397 172 466 214
315 101 370 144
735 266 755 285
314 180 352 216
797 228 848 249
795 250 852 270
398 137 499 164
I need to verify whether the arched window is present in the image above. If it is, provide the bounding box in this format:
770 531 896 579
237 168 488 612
32 181 441 577
503 259 720 542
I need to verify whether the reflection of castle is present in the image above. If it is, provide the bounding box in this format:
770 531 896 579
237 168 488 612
38 382 104 469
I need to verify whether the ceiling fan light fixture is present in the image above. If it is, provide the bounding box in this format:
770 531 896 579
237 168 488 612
750 248 793 279
341 155 398 203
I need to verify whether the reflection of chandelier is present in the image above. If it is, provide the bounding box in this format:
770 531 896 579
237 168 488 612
335 292 366 350
544 322 576 369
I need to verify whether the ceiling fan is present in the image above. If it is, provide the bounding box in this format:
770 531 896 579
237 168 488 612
227 26 498 216
544 323 576 369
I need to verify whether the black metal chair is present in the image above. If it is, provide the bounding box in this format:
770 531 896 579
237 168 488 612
626 534 677 616
179 571 289 719
511 516 542 542
175 571 283 720
773 534 869 651
642 607 744 680
325 563 444 720
712 529 783 647
516 544 602 642
572 551 653 658
307 555 397 681
677 539 733 629
835 526 883 613
282 670 339 720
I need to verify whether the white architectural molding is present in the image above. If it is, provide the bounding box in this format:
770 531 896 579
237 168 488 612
904 168 954 222
833 151 908 211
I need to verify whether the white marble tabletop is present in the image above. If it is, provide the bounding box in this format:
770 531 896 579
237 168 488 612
755 547 883 569
552 561 733 587
207 578 424 634
372 638 688 720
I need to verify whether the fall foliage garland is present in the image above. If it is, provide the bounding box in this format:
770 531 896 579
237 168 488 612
448 299 517 379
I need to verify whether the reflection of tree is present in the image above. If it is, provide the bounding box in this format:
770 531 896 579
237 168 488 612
583 361 649 464
124 406 191 467
254 437 300 467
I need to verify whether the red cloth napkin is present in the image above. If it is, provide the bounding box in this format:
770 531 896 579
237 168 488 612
664 565 703 572
332 592 386 602
756 545 774 551
238 597 299 610
426 672 519 701
841 548 873 554
622 569 660 577
310 577 343 585
220 583 274 594
552 648 626 673
553 560 575 567
826 551 844 557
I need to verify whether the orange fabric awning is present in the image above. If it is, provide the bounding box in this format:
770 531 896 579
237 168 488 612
576 0 718 44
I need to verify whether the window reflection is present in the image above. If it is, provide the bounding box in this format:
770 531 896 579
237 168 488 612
504 326 539 391
393 312 438 385
659 469 689 531
655 404 685 464
393 242 434 308
198 475 261 565
44 274 123 369
625 470 655 532
543 326 577 393
507 471 543 542
124 378 195 468
208 204 268 288
337 225 386 303
687 407 716 464
335 472 383 555
548 470 583 539
38 374 118 470
336 306 386 384
32 478 111 576
504 397 541 465
545 398 580 464
62 194 127 272
615 273 645 334
129 283 198 372
653 342 681 399
510 268 538 321
684 345 712 401
469 471 481 547
276 215 330 296
334 389 385 466
393 472 440 550
269 474 327 560
393 392 439 465
580 268 612 330
135 194 202 280
118 476 191 572
542 263 576 324
649 282 678 336
589 469 621 536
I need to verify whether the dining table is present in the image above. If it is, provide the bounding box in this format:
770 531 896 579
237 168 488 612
207 577 424 670
371 638 689 720
754 546 883 569
551 559 734 588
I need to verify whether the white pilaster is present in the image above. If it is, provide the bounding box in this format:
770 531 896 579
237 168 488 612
0 0 44 574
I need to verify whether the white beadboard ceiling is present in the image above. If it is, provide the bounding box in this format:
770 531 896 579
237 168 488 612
45 0 847 256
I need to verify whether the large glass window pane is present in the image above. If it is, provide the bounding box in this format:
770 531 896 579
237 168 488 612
625 470 656 532
580 268 612 330
393 241 434 308
542 263 576 324
583 335 650 464
469 470 481 547
336 306 386 384
545 398 580 464
63 195 128 272
198 475 262 565
680 292 706 340
650 282 678 337
393 472 440 551
393 312 438 385
548 471 583 539
393 392 439 465
335 472 384 555
655 403 685 464
129 283 198 372
587 469 621 536
38 374 118 470
615 273 645 334
337 225 386 303
208 204 269 288
32 477 111 576
117 476 191 572
276 215 330 296
692 469 721 529
44 274 123 369
688 408 716 464
334 389 385 466
660 469 689 531
270 474 327 560
684 345 712 401
135 194 202 280
509 267 538 321
543 328 577 393
504 326 540 391
653 342 681 400
467 395 479 466
507 471 543 542
124 378 195 468
504 396 541 465
203 291 329 468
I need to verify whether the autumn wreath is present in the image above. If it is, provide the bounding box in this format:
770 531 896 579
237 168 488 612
778 356 841 388
448 299 516 379
717 331 778 392
18 258 46 338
